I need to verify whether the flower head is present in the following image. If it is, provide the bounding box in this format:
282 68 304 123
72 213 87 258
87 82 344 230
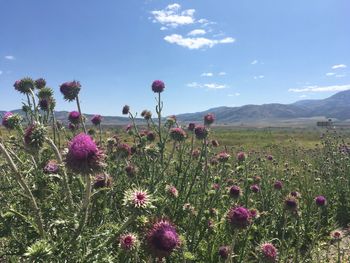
60 81 81 101
315 195 327 207
204 113 215 126
194 125 208 140
66 133 105 173
119 233 140 251
218 246 230 260
229 185 241 198
2 112 21 129
284 195 298 211
330 230 343 240
91 115 102 126
166 185 179 198
122 105 130 115
250 184 260 193
24 123 46 150
146 219 180 258
217 151 230 162
43 160 59 174
151 80 165 93
259 243 278 262
14 78 34 94
116 143 131 158
188 123 196 131
93 173 112 189
273 180 283 190
227 206 252 229
125 164 137 177
123 188 154 209
237 151 247 162
68 111 81 124
35 78 46 89
169 127 187 142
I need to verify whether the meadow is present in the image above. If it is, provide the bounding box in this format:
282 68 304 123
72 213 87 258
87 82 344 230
0 78 350 262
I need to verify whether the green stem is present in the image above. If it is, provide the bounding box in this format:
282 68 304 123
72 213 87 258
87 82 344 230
76 94 87 133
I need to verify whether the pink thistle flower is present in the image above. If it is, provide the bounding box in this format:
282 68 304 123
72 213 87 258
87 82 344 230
273 180 283 190
35 78 46 89
116 143 131 158
194 125 208 140
166 185 179 198
315 195 327 207
188 122 196 131
169 127 187 142
217 151 230 162
330 230 343 240
119 233 140 251
229 185 241 198
68 111 81 124
250 184 260 193
43 160 59 174
91 115 102 126
227 206 252 229
218 246 230 260
260 243 278 262
237 151 247 162
123 188 154 209
60 81 81 101
204 113 215 126
146 219 180 258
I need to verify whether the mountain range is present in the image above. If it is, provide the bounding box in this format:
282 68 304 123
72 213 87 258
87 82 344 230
1 90 350 126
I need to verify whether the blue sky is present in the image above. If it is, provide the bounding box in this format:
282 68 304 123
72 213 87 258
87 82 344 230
0 0 349 116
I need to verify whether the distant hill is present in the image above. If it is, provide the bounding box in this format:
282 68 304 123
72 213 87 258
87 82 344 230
1 90 350 126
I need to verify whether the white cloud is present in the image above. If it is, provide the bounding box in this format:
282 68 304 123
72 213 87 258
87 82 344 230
188 29 206 36
160 26 168 31
335 74 346 78
151 3 195 28
187 82 200 88
332 64 347 69
228 93 240 97
289 84 350 93
254 75 264 79
299 95 307 98
326 72 335 76
164 34 235 49
201 72 213 77
0 70 3 75
218 72 227 76
204 83 227 89
251 60 258 65
5 55 15 60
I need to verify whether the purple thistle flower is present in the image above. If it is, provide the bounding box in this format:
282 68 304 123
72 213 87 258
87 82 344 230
260 243 278 262
237 151 247 162
68 111 81 124
188 122 196 131
122 105 130 115
194 125 208 140
39 98 50 111
151 80 165 93
43 160 59 174
204 113 215 126
290 191 301 198
117 143 131 158
125 164 136 177
35 78 46 89
217 151 230 162
250 184 260 193
315 195 327 207
330 230 343 240
119 233 140 251
93 173 112 189
169 127 187 142
146 131 156 141
14 78 34 94
273 180 283 190
218 246 230 260
60 81 81 101
267 155 273 161
227 206 252 229
146 220 180 258
284 195 298 211
166 185 179 198
24 123 46 150
2 112 14 129
68 123 78 131
229 185 241 198
66 133 105 173
91 114 102 126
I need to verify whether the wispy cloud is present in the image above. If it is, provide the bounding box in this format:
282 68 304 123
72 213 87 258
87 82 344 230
188 29 206 36
289 84 350 93
151 3 195 28
251 60 258 65
164 34 235 49
201 72 213 77
299 95 307 98
228 93 240 97
187 82 228 89
332 64 347 69
335 74 346 78
326 72 335 76
253 75 264 79
5 55 15 60
218 72 227 76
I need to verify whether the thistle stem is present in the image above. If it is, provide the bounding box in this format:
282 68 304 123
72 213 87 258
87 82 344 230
76 95 87 133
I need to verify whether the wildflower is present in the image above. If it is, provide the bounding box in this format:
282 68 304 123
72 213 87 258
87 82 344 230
14 77 34 94
237 151 246 162
210 157 219 166
146 219 180 258
250 208 260 219
116 143 131 158
68 111 81 124
119 233 140 251
68 123 78 131
194 125 208 140
315 195 327 207
188 122 196 131
2 112 21 129
141 110 152 120
273 180 283 190
125 164 137 177
24 123 46 150
211 139 219 147
169 128 187 142
267 155 273 161
192 149 200 158
91 115 102 126
34 78 46 89
227 206 252 229
218 246 229 260
122 105 130 115
43 160 59 174
39 98 50 111
250 184 260 193
59 81 81 101
93 173 112 189
123 188 154 209
229 185 241 198
204 113 215 126
217 151 230 162
166 185 178 198
290 191 301 198
284 195 298 211
330 230 343 240
151 80 165 93
66 133 105 173
259 243 278 262
146 131 156 141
